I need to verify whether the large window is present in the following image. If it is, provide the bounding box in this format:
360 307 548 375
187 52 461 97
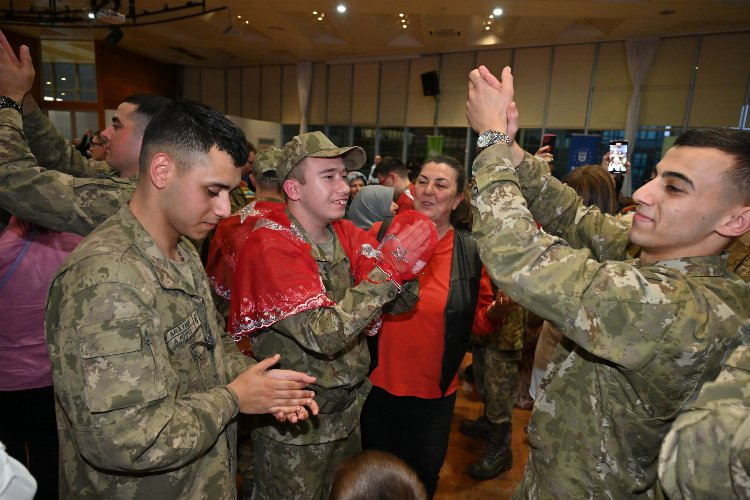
41 40 96 103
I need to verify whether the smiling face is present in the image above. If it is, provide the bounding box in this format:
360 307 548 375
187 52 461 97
349 178 365 198
161 146 240 242
630 145 743 263
285 156 351 232
414 161 464 234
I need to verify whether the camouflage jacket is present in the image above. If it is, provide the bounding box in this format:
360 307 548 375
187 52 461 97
0 106 134 236
45 204 253 499
728 231 750 283
251 211 418 445
658 344 750 499
471 144 750 498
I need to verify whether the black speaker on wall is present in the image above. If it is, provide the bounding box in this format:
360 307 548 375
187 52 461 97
421 71 440 96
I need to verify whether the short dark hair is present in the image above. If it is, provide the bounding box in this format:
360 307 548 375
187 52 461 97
674 128 750 203
121 94 172 134
246 140 257 154
139 100 248 173
374 156 409 179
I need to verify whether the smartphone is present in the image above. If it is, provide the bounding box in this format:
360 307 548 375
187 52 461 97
607 140 628 173
541 134 556 156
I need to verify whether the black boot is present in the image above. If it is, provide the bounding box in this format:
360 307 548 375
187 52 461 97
459 414 491 440
468 422 512 480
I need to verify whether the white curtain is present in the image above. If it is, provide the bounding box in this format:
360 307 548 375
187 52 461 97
623 37 660 194
296 61 312 134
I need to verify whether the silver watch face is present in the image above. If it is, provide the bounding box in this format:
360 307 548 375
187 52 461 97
477 131 498 148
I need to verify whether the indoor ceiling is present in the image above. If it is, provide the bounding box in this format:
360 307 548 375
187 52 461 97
3 0 750 67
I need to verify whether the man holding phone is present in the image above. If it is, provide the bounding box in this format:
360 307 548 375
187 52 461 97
466 65 750 497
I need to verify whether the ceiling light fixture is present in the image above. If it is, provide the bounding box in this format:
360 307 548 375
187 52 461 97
336 4 347 14
493 7 503 16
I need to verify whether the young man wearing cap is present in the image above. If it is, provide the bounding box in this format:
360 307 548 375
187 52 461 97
227 131 437 499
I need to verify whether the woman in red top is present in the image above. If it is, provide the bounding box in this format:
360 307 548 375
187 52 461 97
361 155 504 498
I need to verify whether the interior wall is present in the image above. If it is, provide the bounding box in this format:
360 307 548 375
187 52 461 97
179 31 749 131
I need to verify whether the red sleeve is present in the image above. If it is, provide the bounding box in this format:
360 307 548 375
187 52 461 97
471 267 501 335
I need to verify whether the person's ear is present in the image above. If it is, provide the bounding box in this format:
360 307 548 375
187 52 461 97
452 192 465 211
149 153 173 190
718 206 750 238
284 179 301 201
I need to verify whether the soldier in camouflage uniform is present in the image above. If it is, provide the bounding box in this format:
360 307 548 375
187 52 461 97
461 290 525 480
45 100 320 499
0 30 168 235
656 231 750 498
466 65 750 497
226 131 436 500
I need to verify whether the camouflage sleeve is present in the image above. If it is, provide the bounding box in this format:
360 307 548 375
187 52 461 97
216 300 256 380
270 267 401 356
23 103 112 178
515 151 630 261
658 345 750 499
471 143 681 369
382 279 419 315
0 108 133 236
47 275 240 472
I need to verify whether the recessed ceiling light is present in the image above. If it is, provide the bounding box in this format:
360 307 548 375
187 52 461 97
313 10 318 15
399 13 404 18
245 20 249 24
402 24 407 29
493 7 503 16
237 15 241 19
336 4 347 13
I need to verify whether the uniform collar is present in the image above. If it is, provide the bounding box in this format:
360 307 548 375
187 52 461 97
118 204 202 294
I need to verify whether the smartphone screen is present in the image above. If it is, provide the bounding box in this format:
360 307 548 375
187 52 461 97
608 140 628 173
541 134 556 156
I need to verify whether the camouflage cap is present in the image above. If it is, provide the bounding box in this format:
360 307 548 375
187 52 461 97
278 131 366 181
252 147 282 180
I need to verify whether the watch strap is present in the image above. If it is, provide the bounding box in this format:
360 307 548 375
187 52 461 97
0 96 22 114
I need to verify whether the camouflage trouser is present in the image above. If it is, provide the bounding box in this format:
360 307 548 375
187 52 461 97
252 426 361 500
472 346 521 425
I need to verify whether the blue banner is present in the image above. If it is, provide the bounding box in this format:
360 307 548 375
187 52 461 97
568 134 600 170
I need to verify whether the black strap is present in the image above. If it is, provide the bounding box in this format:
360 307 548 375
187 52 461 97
376 215 394 242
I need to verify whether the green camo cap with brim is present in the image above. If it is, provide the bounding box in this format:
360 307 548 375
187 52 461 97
278 131 366 181
252 147 282 181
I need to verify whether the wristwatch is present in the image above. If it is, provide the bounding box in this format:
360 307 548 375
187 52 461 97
476 130 511 151
0 96 22 114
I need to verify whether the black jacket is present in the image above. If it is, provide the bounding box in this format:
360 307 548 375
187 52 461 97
369 227 483 396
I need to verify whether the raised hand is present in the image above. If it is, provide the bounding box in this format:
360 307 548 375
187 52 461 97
379 215 438 282
0 30 35 104
466 65 514 135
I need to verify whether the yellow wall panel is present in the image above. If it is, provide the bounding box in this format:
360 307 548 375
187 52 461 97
547 44 595 128
352 62 379 125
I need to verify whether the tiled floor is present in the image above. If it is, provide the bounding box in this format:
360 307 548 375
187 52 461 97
434 360 532 499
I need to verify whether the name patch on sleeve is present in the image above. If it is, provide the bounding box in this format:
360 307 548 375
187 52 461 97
165 309 201 352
